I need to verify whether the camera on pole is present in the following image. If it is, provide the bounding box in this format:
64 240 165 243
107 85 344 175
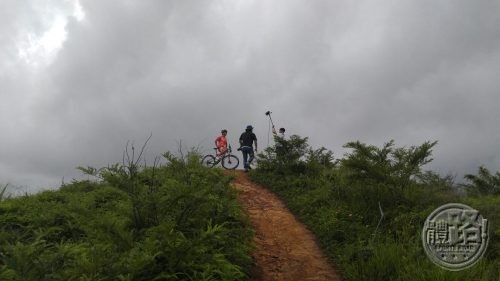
265 111 275 128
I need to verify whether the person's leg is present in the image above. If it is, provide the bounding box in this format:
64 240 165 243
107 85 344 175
221 146 228 155
241 148 248 169
216 147 227 160
248 149 255 165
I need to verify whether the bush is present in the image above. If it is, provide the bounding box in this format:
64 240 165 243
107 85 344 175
463 166 500 195
256 135 335 176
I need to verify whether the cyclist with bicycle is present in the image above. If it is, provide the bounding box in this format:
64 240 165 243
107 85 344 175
215 129 228 159
201 130 239 169
239 125 257 172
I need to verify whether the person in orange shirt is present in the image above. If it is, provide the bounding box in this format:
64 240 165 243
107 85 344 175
215 129 228 158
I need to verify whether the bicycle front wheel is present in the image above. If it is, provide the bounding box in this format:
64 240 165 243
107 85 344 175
222 155 239 170
201 155 216 168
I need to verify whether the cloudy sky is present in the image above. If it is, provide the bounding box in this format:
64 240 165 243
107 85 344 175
2 0 500 193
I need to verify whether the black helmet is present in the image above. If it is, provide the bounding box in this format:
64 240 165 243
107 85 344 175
221 129 227 134
246 125 253 131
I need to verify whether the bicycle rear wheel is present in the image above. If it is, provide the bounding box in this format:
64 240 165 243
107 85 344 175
201 155 216 168
222 155 239 170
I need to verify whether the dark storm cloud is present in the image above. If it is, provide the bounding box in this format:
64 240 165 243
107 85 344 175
1 0 500 192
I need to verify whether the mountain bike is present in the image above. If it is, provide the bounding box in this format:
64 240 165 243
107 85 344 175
201 145 239 170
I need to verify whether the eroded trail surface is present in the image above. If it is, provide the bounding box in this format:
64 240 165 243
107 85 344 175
228 170 342 281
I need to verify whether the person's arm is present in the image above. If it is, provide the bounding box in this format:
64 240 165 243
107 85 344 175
254 139 258 152
272 126 277 135
239 134 243 146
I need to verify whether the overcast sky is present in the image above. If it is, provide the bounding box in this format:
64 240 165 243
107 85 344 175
2 0 500 193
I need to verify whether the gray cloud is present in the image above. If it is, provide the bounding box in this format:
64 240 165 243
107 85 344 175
1 0 500 192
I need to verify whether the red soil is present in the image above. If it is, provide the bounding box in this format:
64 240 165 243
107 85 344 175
228 170 342 281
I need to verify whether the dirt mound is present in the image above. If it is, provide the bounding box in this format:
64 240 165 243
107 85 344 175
228 170 342 281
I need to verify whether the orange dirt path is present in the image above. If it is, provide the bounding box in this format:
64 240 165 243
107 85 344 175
227 170 342 281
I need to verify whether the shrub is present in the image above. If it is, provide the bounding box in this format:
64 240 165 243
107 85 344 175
463 166 500 195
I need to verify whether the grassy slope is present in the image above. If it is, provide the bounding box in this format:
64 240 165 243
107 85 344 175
0 157 253 281
250 136 500 281
250 171 500 281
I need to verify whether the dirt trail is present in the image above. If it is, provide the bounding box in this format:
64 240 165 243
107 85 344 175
227 170 342 281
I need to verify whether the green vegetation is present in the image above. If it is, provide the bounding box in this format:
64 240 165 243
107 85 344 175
0 151 252 280
251 135 500 281
463 166 500 196
0 184 8 202
1 135 499 281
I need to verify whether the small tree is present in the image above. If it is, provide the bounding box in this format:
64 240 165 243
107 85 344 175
306 147 336 175
257 135 309 174
341 140 438 189
463 166 500 195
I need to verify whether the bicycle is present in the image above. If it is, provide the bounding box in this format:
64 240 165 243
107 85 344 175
201 145 240 169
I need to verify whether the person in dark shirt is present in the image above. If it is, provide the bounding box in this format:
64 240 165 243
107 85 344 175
239 125 257 172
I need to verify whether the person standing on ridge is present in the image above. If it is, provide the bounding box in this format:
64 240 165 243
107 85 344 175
239 125 257 172
215 129 228 159
272 126 286 138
